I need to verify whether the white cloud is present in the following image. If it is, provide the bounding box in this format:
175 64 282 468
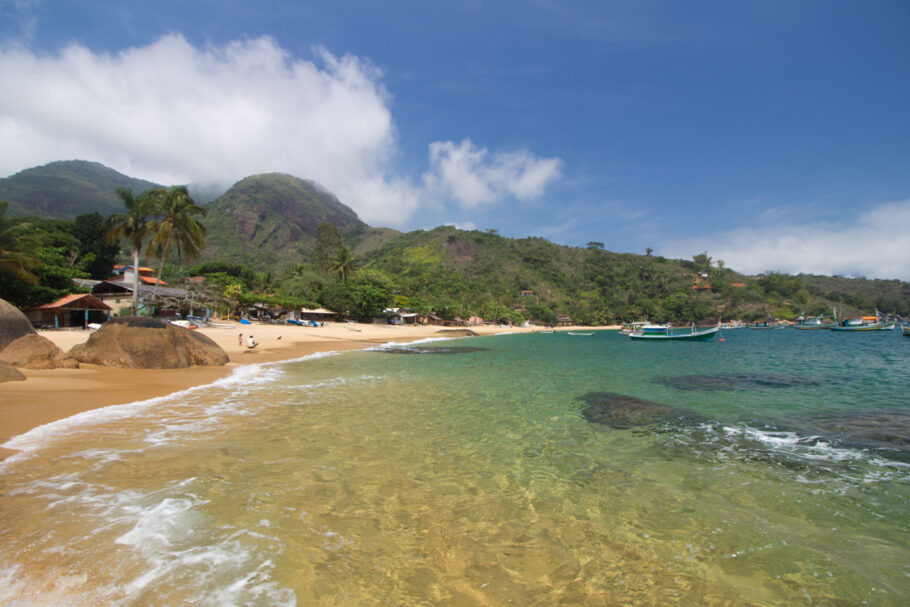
0 35 564 228
662 199 910 281
0 34 419 225
423 139 562 209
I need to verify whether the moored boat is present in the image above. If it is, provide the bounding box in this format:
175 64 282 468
567 331 594 336
830 316 896 331
750 320 788 329
902 325 910 337
628 324 720 341
794 315 836 330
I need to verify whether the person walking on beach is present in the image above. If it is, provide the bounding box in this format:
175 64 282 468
247 335 258 349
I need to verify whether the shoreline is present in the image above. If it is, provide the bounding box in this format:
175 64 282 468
0 322 614 458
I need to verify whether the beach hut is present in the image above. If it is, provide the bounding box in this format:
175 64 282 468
25 294 111 329
300 307 338 323
418 312 445 326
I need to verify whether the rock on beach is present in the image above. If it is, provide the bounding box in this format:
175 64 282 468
67 317 229 368
0 333 76 369
0 297 36 351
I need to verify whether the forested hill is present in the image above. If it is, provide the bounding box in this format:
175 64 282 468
201 173 399 267
359 226 910 324
1 159 907 322
0 160 162 219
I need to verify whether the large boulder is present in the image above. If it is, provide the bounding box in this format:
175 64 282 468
0 297 36 351
67 317 229 368
0 333 78 369
0 360 26 382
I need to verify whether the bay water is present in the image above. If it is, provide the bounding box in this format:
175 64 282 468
1 329 908 605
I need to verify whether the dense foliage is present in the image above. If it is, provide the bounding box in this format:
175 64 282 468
2 161 908 323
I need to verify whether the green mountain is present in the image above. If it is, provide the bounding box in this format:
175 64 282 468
201 173 398 268
0 160 162 219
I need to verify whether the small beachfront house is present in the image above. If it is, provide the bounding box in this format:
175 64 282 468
90 280 188 317
384 308 419 325
25 294 111 328
300 307 338 323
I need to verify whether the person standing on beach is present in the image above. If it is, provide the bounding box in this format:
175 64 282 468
239 333 243 346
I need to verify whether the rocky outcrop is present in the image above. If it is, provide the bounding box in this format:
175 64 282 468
0 333 78 369
67 317 228 368
0 360 26 382
0 298 36 351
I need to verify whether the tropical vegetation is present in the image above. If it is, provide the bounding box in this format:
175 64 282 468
1 162 907 324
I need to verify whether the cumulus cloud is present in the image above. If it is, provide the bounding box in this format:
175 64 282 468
662 199 910 280
0 35 563 227
423 139 562 209
0 34 417 224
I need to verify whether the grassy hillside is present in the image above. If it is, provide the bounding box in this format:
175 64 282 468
0 160 162 219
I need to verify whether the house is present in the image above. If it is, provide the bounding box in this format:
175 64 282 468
113 265 168 286
417 312 445 326
299 307 338 322
384 308 419 325
556 313 573 326
90 280 187 316
25 294 111 329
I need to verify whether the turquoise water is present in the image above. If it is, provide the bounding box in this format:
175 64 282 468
1 329 908 605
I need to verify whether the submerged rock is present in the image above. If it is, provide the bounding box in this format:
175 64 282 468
435 329 478 337
0 360 26 382
67 317 228 368
802 409 910 457
579 392 701 429
0 297 36 351
655 373 821 392
0 333 78 369
377 346 487 355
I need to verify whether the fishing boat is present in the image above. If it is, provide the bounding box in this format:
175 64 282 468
830 316 896 331
567 331 594 336
794 315 836 330
628 323 719 341
902 325 910 337
620 321 649 335
750 320 788 329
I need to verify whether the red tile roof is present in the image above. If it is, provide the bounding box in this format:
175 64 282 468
27 293 111 310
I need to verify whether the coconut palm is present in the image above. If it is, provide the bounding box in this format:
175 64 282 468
147 186 207 298
0 201 40 285
107 188 156 315
331 246 358 283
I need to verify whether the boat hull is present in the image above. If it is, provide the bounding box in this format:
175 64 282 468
830 322 896 331
629 326 720 341
794 324 836 330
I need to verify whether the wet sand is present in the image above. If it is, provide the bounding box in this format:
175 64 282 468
1 321 603 458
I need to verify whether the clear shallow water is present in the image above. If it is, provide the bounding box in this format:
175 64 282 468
1 330 908 605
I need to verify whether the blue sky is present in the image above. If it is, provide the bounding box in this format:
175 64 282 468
1 1 909 279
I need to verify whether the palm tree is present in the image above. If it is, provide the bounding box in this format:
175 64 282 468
331 246 358 283
108 188 156 315
0 201 40 285
147 186 207 299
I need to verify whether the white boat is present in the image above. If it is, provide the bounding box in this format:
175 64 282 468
567 331 594 336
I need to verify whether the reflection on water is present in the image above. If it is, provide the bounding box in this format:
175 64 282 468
1 332 909 605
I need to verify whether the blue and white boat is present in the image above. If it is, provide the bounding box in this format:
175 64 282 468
629 323 720 341
831 316 896 332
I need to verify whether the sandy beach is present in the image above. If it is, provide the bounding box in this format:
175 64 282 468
1 321 588 458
